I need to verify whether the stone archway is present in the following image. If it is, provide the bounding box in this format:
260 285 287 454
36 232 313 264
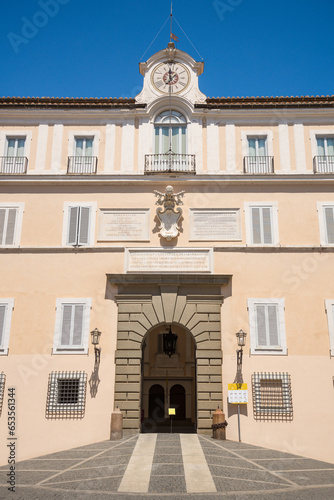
108 274 230 434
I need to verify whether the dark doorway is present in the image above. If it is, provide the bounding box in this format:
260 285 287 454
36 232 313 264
148 384 165 420
170 384 186 420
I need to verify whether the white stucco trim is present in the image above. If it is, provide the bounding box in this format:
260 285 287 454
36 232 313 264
293 123 307 172
244 202 279 246
62 202 97 247
0 202 25 247
51 124 64 173
325 300 334 356
0 299 14 355
35 124 49 172
278 123 290 171
53 298 92 354
248 298 287 355
317 202 334 245
225 123 236 172
104 123 115 173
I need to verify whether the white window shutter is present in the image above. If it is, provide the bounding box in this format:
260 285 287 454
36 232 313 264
5 209 17 245
0 209 5 244
324 207 334 244
256 305 267 346
0 305 6 347
67 207 79 245
268 305 279 346
262 207 273 244
61 305 72 346
72 305 84 345
251 207 262 243
78 207 90 245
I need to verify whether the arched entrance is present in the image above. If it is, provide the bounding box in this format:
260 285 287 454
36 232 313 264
109 274 229 434
141 323 196 433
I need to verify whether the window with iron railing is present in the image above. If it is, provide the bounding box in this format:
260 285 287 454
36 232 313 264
314 137 334 173
244 137 274 174
68 137 97 174
145 110 195 173
1 137 28 174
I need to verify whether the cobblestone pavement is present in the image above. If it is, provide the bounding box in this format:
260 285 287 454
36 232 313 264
1 434 334 499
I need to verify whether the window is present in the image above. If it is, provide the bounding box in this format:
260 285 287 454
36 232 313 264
0 373 5 416
317 137 334 156
67 131 100 174
53 298 92 354
0 299 14 355
1 137 27 174
154 111 187 155
252 372 293 421
62 202 96 246
248 137 267 157
68 137 97 174
318 203 334 245
245 202 279 245
0 203 24 247
315 138 334 173
248 298 287 354
325 300 334 356
241 131 273 173
46 371 87 418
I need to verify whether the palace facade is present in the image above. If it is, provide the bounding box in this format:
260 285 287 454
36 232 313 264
1 42 334 464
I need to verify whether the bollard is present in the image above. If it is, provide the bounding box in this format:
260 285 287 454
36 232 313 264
110 407 123 440
212 408 228 440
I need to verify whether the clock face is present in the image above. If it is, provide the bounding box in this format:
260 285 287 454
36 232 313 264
151 62 190 94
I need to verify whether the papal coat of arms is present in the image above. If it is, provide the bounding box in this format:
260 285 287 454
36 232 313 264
154 186 185 240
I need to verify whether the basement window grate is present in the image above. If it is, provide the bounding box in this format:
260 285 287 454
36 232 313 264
46 371 87 419
252 372 293 422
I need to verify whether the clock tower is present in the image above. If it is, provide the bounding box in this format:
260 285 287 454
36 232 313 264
136 42 206 106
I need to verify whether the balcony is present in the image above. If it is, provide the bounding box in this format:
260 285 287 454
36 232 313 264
0 156 28 174
314 156 334 173
244 156 274 174
67 156 98 174
145 153 196 174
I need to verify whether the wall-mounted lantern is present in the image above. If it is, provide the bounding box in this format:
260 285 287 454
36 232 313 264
236 329 247 366
163 326 178 358
91 328 102 364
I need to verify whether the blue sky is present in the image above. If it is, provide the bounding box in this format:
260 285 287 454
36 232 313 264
1 0 334 99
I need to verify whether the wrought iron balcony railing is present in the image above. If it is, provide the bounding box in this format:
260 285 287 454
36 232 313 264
0 156 28 174
314 156 334 173
244 156 274 174
67 156 98 174
145 153 196 174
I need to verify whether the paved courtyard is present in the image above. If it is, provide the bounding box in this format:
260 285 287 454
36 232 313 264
1 434 334 499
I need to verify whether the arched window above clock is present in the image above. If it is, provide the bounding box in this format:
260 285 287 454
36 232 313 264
154 110 187 155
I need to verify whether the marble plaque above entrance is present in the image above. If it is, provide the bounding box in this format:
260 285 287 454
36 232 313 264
98 209 150 241
125 248 213 273
189 209 241 241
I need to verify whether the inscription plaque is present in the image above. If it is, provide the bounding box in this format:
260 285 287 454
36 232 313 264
125 248 213 273
98 209 150 241
190 209 241 241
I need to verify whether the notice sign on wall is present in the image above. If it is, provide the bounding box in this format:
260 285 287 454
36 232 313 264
228 383 248 404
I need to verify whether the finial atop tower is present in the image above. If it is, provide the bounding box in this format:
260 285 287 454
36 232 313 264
165 41 176 62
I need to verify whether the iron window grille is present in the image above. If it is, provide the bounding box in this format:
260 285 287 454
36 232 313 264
252 372 293 422
46 371 87 419
0 373 5 416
